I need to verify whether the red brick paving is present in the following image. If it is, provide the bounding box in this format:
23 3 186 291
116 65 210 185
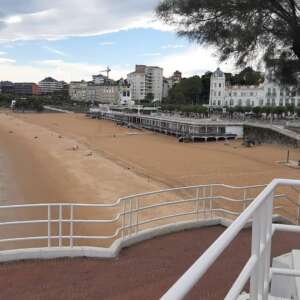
0 226 299 300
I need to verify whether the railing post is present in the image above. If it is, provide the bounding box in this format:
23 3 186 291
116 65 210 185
59 204 63 247
250 209 262 300
122 199 126 239
47 205 51 248
136 198 140 234
243 189 247 211
250 191 274 300
195 188 200 221
69 205 74 247
129 198 133 236
210 185 213 219
298 194 300 225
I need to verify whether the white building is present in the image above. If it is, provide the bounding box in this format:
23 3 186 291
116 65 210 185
118 79 133 106
127 65 163 103
209 68 300 108
39 77 65 94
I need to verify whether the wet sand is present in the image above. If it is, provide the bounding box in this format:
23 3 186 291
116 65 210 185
0 112 299 249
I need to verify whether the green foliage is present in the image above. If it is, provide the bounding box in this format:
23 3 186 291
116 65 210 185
157 0 300 83
229 67 264 86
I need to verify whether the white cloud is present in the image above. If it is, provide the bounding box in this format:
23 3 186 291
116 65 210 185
162 44 186 49
0 57 16 64
43 46 68 57
0 59 131 82
141 52 161 57
0 51 7 55
152 46 236 77
0 1 168 42
99 41 115 46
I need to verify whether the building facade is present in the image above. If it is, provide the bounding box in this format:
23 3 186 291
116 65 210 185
69 74 120 104
39 77 65 94
0 81 15 94
209 68 300 108
14 83 40 96
127 65 163 103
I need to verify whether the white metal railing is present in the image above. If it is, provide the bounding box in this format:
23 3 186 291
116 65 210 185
0 183 292 250
161 179 300 300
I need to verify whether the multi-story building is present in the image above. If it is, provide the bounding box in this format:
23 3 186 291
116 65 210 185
39 77 65 94
69 75 120 104
69 81 88 102
209 68 300 108
0 81 15 94
14 83 40 96
127 65 163 103
118 79 133 106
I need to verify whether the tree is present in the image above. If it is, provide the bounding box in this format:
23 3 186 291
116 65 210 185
157 0 300 83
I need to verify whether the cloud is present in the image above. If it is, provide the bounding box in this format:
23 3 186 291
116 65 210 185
162 44 186 49
0 57 15 64
152 46 236 77
0 58 131 82
43 46 68 57
99 41 115 46
0 1 168 42
0 51 7 55
141 52 161 57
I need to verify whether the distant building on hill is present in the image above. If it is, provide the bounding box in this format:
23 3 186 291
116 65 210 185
39 77 66 94
14 83 40 96
127 65 163 103
209 67 300 108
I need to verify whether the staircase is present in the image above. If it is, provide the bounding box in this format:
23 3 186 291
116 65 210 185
271 250 300 299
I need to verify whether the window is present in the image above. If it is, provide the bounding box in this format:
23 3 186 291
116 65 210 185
230 99 234 106
259 99 264 106
218 91 221 96
219 83 222 88
238 99 242 106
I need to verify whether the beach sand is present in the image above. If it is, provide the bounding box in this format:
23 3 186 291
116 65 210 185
0 111 300 249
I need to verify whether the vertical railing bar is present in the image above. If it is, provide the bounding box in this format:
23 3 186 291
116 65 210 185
210 185 213 219
70 205 74 247
243 188 247 211
196 188 200 221
257 200 268 298
129 198 133 236
122 199 126 239
59 204 63 247
262 192 274 299
298 193 300 225
136 198 139 234
203 187 206 219
250 209 261 300
47 205 51 248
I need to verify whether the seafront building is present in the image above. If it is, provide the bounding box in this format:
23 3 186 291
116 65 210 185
39 77 66 95
127 65 163 103
209 68 300 108
69 74 132 105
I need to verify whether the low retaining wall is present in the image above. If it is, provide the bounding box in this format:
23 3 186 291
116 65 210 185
244 125 300 148
0 215 288 263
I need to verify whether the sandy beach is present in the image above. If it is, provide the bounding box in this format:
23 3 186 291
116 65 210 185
0 111 300 249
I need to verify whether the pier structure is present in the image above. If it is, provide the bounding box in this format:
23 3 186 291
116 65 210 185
90 110 243 142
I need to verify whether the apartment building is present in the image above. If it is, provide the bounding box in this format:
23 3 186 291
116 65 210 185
14 83 40 96
39 77 65 94
127 65 163 103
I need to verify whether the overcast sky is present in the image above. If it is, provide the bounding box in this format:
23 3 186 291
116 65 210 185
0 0 235 82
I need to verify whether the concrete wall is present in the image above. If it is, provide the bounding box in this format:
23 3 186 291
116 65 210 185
244 125 300 148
